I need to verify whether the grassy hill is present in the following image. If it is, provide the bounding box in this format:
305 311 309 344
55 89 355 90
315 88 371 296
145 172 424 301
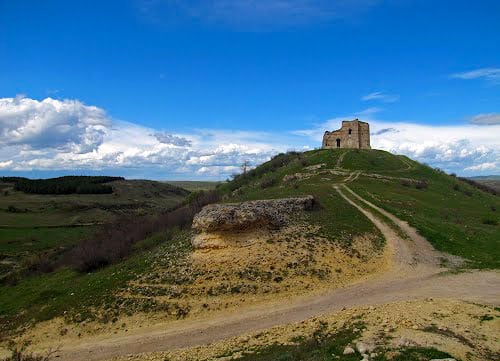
0 149 499 345
0 177 189 288
164 180 220 191
217 149 499 268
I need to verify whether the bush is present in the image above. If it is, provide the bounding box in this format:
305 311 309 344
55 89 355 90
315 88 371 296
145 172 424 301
1 345 56 361
261 177 278 189
483 218 498 226
453 184 460 191
457 177 497 196
21 253 54 275
66 190 220 273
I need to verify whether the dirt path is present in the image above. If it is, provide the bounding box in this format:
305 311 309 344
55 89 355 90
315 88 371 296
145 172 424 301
47 186 499 361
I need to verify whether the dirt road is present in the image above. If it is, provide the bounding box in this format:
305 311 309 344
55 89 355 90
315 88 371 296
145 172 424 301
50 185 500 361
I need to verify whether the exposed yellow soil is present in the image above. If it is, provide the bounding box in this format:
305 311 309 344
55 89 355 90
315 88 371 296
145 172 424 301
8 223 387 354
108 299 500 361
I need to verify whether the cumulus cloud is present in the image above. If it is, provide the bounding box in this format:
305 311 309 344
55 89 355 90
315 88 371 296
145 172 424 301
361 92 400 103
1 96 499 178
465 162 498 172
154 132 192 146
450 67 500 83
470 113 500 125
0 96 109 153
0 97 305 179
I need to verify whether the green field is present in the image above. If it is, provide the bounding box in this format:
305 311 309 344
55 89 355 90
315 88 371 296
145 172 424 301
0 178 189 286
164 180 220 191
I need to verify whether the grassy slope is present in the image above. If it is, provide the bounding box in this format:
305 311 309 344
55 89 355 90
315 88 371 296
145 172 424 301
0 179 188 268
221 149 383 247
164 180 220 191
1 149 498 338
0 230 186 334
0 180 190 333
1 151 385 336
221 149 499 268
341 150 500 269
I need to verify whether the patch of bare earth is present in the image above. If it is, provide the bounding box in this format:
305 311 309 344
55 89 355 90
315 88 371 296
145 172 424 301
10 223 387 353
109 299 500 361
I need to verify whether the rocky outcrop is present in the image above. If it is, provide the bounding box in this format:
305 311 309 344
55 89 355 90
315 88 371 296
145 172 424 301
192 196 315 233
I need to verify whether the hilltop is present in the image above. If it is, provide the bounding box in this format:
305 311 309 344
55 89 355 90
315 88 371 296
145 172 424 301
0 149 499 361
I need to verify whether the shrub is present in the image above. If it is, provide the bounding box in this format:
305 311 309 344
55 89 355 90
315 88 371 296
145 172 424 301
453 184 460 191
261 177 278 189
21 253 54 275
66 190 220 273
457 177 497 196
1 344 57 361
483 218 498 226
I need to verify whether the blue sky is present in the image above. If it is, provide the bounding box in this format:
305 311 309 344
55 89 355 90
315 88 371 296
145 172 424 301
0 0 499 179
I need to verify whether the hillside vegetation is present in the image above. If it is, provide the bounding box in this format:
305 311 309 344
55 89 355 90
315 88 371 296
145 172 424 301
220 149 499 268
0 177 191 331
0 149 499 349
1 176 124 195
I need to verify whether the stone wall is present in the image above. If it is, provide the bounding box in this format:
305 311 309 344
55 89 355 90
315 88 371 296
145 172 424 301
322 119 371 149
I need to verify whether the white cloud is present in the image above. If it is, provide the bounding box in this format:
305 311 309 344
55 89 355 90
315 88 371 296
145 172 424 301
465 162 498 172
0 97 306 179
296 115 500 176
0 96 499 178
450 67 500 83
361 92 399 103
154 132 192 146
0 160 13 169
470 113 500 125
0 96 109 153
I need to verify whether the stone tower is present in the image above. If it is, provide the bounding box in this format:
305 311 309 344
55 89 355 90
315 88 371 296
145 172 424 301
322 119 371 149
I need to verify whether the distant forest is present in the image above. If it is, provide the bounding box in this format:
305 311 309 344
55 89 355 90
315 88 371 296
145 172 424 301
0 176 124 195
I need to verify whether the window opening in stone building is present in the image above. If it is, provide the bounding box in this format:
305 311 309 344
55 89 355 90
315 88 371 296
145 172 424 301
336 138 341 148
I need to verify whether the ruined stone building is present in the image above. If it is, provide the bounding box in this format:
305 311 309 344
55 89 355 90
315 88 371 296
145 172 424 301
322 119 371 149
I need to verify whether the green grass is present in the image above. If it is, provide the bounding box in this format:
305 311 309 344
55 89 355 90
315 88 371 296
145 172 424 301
0 179 188 282
164 180 220 191
0 226 92 256
224 322 364 361
220 149 499 268
0 230 185 336
1 148 498 339
224 160 383 248
341 149 411 172
348 163 499 268
219 321 456 361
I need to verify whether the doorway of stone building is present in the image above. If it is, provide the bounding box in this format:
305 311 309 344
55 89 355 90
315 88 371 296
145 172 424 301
336 138 341 148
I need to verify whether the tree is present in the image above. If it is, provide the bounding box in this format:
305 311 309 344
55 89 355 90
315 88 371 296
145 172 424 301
241 160 250 176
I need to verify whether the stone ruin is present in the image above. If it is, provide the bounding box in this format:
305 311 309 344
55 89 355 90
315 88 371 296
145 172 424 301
322 119 371 149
